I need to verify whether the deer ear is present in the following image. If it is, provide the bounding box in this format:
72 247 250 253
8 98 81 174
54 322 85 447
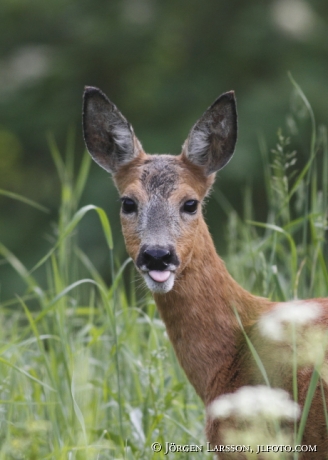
182 91 237 175
83 86 142 173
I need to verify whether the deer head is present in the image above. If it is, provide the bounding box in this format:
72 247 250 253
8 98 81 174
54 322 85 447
83 87 237 294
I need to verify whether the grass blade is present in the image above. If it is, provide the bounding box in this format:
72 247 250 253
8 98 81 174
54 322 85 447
0 189 49 213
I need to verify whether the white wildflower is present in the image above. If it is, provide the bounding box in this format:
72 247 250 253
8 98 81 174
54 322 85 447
130 407 145 446
209 385 300 421
300 327 328 367
258 301 322 341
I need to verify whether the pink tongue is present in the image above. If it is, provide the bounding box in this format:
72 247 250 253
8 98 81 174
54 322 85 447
148 270 171 283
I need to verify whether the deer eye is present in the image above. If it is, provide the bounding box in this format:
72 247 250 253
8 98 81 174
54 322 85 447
182 200 198 214
121 198 137 214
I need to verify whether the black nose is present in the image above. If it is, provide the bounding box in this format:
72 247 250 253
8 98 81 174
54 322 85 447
137 245 179 271
143 248 171 270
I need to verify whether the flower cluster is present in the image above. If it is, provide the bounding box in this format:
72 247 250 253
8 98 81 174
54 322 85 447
258 301 322 342
209 385 300 421
258 301 328 369
209 385 300 458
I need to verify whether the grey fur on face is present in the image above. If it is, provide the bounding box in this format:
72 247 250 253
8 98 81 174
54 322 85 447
118 155 185 245
140 156 179 199
137 156 182 245
140 197 180 242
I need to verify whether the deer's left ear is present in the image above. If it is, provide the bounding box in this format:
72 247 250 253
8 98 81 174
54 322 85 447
182 91 237 176
83 86 143 173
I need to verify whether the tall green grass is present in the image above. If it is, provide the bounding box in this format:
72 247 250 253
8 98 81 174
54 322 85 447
0 137 208 459
0 83 327 459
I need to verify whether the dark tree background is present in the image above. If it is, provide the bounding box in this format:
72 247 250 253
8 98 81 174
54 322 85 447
1 0 327 299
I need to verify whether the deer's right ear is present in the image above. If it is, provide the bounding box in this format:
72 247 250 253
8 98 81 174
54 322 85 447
83 86 142 173
182 91 237 176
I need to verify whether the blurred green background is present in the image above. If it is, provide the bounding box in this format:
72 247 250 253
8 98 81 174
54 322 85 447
1 0 327 301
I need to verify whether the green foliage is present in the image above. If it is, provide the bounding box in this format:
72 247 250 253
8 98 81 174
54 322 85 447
1 0 328 295
0 88 327 458
224 81 328 303
0 144 207 459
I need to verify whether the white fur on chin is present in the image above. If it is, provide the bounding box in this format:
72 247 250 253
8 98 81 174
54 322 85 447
143 272 175 294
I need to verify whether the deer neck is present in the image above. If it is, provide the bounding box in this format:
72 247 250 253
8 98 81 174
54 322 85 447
154 218 270 403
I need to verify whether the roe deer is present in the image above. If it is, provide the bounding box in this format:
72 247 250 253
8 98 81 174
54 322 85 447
82 87 328 458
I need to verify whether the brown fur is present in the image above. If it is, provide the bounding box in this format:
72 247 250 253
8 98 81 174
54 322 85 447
83 87 328 458
115 155 328 459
